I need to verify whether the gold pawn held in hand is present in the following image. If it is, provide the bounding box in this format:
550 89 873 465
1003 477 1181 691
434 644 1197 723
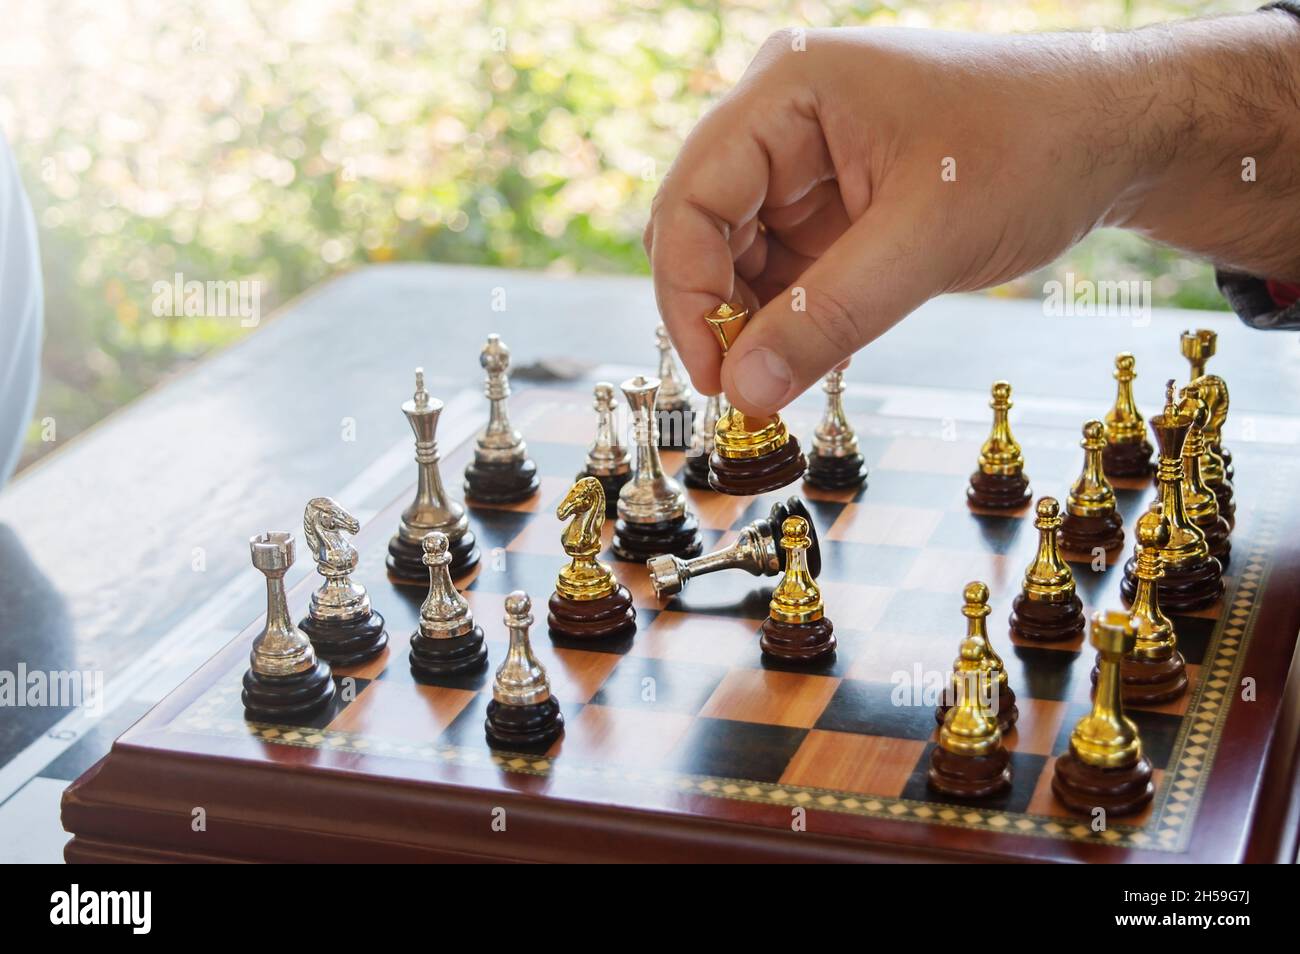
1052 610 1154 817
966 380 1032 509
936 581 1018 734
547 477 637 641
1059 420 1125 553
758 516 836 664
928 632 1013 799
1102 352 1154 478
703 302 807 496
1009 497 1085 642
1104 503 1187 705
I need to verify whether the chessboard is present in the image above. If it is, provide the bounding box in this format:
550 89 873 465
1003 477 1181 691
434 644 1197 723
61 387 1300 863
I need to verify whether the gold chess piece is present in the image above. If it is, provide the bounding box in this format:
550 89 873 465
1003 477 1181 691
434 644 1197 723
805 369 869 490
928 632 1012 799
485 591 564 750
1059 420 1124 553
548 477 636 640
1009 497 1085 642
1121 381 1222 612
758 516 836 663
1102 352 1154 478
1181 328 1216 386
704 302 806 495
1052 610 1154 816
1103 503 1187 704
936 581 1018 734
966 380 1032 509
1191 373 1235 524
1178 384 1231 567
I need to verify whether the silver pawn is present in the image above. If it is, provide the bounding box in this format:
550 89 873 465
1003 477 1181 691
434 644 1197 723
684 392 726 488
485 591 564 749
584 381 630 478
654 324 695 451
806 369 868 490
388 368 479 582
409 531 487 675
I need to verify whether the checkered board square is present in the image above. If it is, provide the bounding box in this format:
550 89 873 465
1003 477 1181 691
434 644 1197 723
170 388 1286 857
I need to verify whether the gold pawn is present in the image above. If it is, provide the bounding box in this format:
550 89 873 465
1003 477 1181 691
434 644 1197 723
1177 385 1220 525
1129 504 1177 661
1022 497 1076 601
1104 353 1146 445
939 636 1002 757
1070 611 1144 769
1067 420 1118 518
768 516 822 624
554 477 617 601
958 581 1007 692
1151 381 1210 566
704 302 790 459
976 380 1025 476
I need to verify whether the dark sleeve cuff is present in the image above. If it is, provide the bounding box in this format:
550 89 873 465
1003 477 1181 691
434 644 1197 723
1261 2 1300 20
1216 270 1300 330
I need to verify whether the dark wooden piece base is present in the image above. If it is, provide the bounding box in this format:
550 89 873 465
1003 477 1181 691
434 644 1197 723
409 625 488 679
386 530 479 587
936 681 1019 735
1009 593 1085 643
1058 510 1124 553
579 469 629 517
759 616 836 663
927 745 1012 799
681 452 711 490
966 470 1031 509
485 697 564 751
1051 748 1154 817
297 611 388 667
1091 651 1188 706
1102 439 1153 479
612 513 702 562
1212 479 1237 530
547 586 636 640
804 452 868 491
1121 554 1223 612
463 456 539 504
1196 513 1232 570
708 437 806 496
241 661 335 721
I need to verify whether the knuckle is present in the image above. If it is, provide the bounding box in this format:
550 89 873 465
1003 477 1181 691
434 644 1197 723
802 285 862 357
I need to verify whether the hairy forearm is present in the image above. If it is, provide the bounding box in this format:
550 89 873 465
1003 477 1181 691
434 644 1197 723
1098 10 1300 279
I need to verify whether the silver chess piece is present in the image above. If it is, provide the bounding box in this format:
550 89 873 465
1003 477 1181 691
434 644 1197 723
654 324 695 450
409 531 487 676
304 497 369 622
249 532 317 677
805 369 869 490
299 497 388 665
618 375 687 525
242 531 336 718
647 496 821 597
484 591 564 749
387 368 479 583
585 382 630 478
684 391 726 488
464 335 539 503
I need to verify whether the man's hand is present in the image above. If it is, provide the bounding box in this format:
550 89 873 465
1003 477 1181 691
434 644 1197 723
644 14 1300 418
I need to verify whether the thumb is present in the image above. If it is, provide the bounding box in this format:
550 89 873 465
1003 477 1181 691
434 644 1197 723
720 203 938 417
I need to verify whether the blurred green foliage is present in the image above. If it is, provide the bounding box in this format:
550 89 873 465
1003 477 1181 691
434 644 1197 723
0 0 1248 469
